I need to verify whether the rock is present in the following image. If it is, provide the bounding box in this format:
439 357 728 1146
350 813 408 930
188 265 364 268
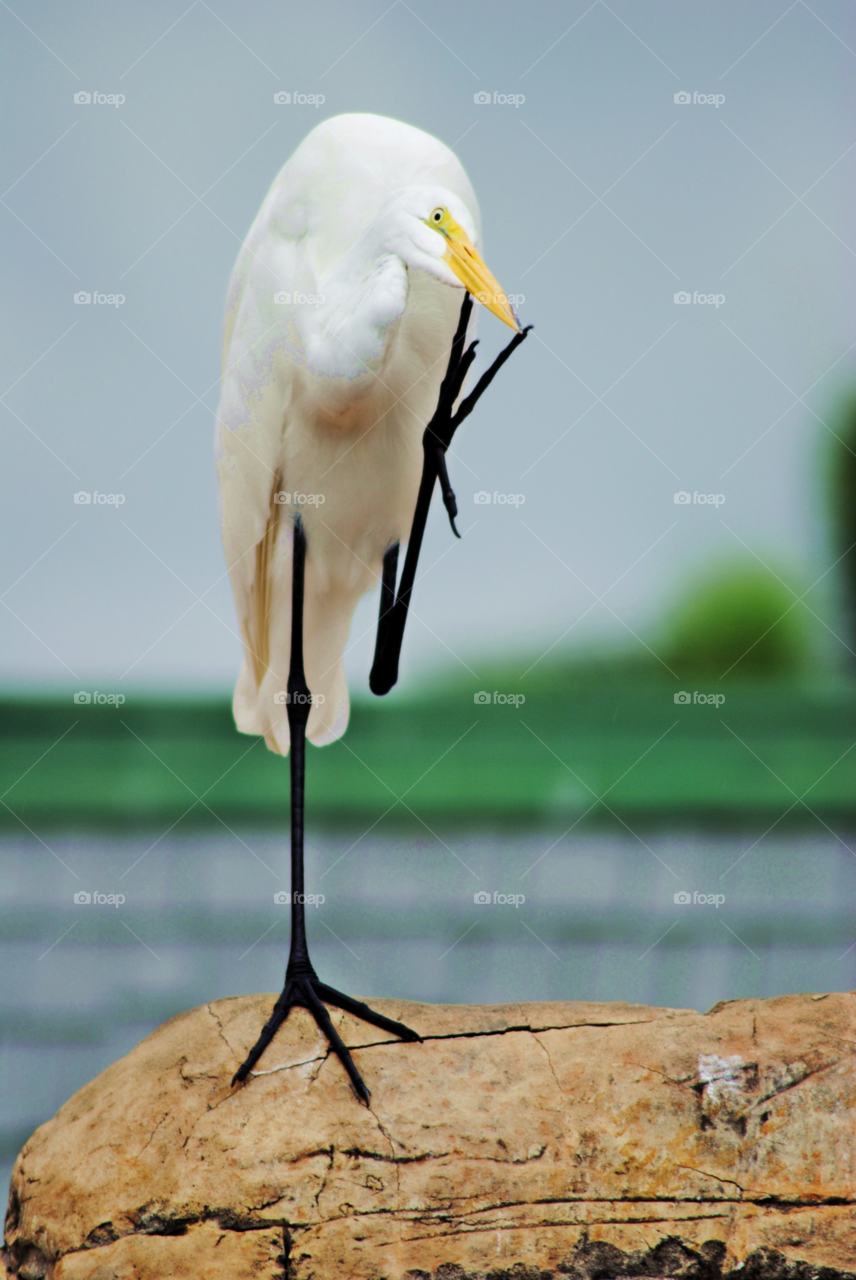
3 991 856 1278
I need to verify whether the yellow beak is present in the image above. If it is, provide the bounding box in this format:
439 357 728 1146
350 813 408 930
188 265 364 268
430 216 520 332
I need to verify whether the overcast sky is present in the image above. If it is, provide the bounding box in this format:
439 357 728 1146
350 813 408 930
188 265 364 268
2 0 854 696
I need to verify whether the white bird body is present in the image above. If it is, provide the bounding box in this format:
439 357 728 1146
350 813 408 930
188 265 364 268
216 114 514 754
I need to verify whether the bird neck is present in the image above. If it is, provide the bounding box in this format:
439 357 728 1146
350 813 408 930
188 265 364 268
299 228 409 386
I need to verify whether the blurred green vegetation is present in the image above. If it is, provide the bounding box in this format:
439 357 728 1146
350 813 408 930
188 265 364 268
660 558 810 680
2 659 856 830
433 556 812 699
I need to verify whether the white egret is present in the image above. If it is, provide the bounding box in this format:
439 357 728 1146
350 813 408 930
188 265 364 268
216 113 529 1102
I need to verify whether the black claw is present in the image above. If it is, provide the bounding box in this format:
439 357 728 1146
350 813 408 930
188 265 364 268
231 988 293 1086
302 979 372 1104
441 491 460 537
433 447 460 537
317 983 423 1042
230 977 420 1102
451 322 532 432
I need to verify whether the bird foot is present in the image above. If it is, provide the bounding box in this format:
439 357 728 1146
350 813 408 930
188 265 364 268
230 970 422 1104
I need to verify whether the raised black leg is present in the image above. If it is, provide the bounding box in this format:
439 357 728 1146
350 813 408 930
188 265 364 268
369 293 532 696
231 515 421 1103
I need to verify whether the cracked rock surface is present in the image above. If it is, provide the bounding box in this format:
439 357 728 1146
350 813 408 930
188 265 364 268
3 991 856 1278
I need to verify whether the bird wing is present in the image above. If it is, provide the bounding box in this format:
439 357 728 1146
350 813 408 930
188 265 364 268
215 158 352 755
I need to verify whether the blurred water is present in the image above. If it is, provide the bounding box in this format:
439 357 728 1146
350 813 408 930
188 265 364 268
2 824 855 1205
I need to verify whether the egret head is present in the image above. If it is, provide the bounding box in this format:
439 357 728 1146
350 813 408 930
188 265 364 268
387 187 520 331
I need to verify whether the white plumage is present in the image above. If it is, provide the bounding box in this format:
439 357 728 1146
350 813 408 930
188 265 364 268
215 113 517 754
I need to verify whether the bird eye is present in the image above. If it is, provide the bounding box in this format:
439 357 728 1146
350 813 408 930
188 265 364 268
431 208 444 223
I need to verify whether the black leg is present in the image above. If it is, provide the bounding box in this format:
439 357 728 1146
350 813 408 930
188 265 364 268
232 515 421 1103
369 293 532 696
370 542 400 683
283 514 313 983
